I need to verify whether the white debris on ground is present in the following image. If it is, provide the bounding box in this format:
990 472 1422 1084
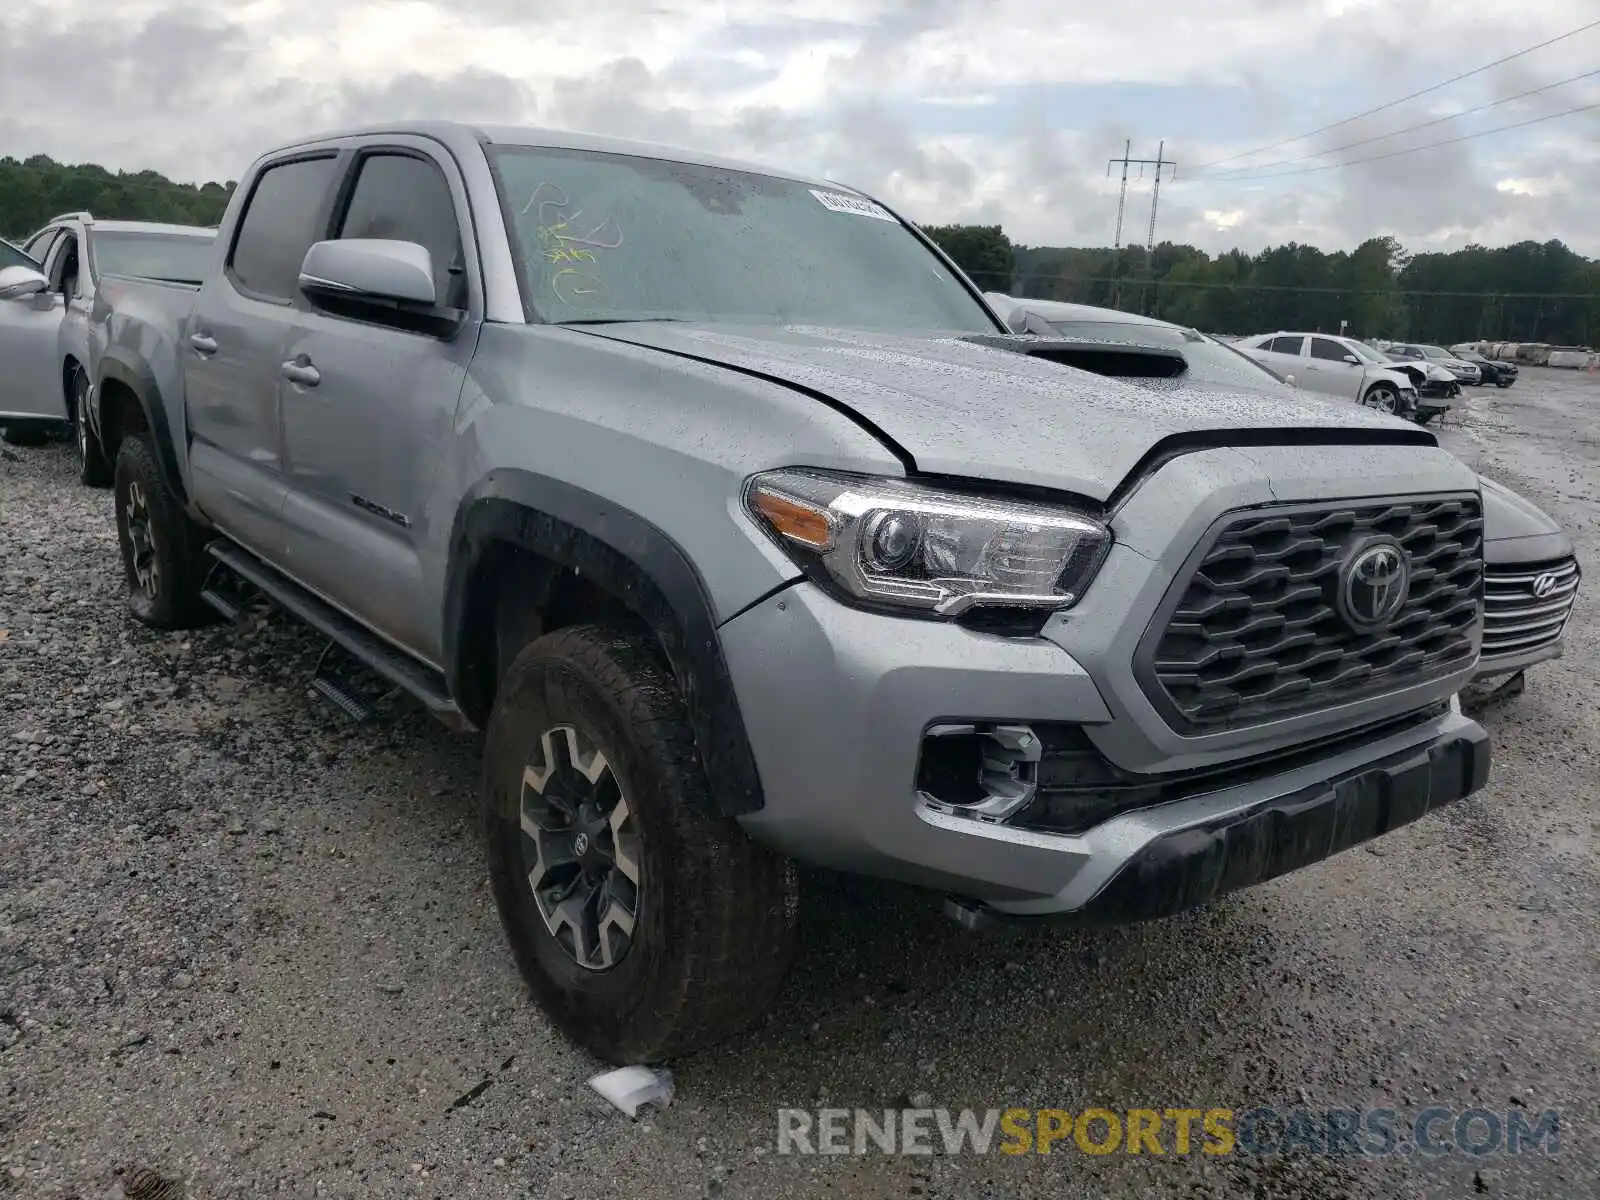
588 1065 675 1118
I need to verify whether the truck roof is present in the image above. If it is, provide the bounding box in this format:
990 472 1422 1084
267 120 848 196
90 220 216 238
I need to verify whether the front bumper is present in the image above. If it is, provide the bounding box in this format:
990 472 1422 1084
1474 639 1566 680
722 580 1491 917
1057 717 1488 921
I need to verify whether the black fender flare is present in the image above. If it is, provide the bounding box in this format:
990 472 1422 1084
96 352 188 504
444 469 767 816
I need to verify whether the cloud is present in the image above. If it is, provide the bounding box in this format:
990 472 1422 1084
3 0 1599 256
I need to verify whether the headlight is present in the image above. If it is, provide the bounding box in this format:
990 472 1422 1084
743 469 1111 618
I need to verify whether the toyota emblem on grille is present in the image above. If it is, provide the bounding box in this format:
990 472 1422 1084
1531 572 1562 598
1339 539 1411 631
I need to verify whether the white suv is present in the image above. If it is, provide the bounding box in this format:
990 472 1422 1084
1236 332 1418 414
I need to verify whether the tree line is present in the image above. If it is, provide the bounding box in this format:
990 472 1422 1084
926 224 1600 348
5 153 1593 348
1 155 234 243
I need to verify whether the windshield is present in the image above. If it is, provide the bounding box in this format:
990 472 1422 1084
1 240 38 271
1345 341 1391 365
1420 345 1453 360
1045 319 1291 392
92 231 215 284
489 145 997 333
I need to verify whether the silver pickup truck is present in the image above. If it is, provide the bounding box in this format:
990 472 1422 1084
88 121 1493 1064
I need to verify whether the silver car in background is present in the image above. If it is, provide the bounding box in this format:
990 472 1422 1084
0 213 214 482
1232 331 1422 415
0 239 57 441
1388 342 1484 387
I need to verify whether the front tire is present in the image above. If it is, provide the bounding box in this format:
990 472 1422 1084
71 369 112 487
483 624 798 1064
113 435 211 629
1363 382 1401 414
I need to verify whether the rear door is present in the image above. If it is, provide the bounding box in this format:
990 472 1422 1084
184 153 342 558
276 139 480 662
1255 334 1306 376
1303 336 1363 400
0 232 66 422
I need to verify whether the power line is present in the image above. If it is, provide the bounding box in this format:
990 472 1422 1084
1190 17 1600 171
1183 99 1600 184
1194 66 1600 179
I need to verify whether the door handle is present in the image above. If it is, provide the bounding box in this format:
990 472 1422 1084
189 332 218 356
281 359 320 387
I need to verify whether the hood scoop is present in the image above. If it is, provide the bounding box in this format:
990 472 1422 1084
960 333 1188 380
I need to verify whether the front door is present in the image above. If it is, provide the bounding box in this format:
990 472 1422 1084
277 142 480 663
1303 336 1364 401
0 240 64 422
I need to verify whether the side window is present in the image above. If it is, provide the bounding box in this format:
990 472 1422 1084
25 228 60 263
335 153 466 309
1267 335 1304 355
46 234 81 300
1309 337 1349 362
230 156 340 302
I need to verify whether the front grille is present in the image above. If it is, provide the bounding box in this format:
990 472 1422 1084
1482 558 1579 659
1139 495 1483 731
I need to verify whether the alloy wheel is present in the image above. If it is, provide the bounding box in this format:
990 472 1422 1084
520 725 642 970
125 480 160 596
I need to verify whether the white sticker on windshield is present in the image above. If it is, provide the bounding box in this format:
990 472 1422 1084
810 189 896 221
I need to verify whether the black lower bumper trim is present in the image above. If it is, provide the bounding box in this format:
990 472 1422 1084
1081 723 1490 922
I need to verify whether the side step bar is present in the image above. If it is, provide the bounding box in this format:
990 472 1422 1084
200 540 471 731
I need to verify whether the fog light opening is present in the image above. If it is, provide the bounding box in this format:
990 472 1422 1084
916 723 1041 822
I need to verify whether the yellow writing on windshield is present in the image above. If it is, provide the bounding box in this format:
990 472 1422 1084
523 182 623 305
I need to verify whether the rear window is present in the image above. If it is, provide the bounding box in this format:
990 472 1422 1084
92 231 215 284
229 156 340 302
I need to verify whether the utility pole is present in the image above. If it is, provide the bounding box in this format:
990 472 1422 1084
1108 139 1132 252
1106 141 1176 313
1144 140 1172 260
1142 139 1175 316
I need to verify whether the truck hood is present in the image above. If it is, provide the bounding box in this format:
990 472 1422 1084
575 323 1427 501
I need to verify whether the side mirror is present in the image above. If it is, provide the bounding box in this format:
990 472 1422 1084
1284 373 1299 389
1005 307 1056 336
0 265 49 301
298 239 436 307
1343 353 1361 365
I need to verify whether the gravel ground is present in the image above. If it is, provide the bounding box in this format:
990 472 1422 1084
3 370 1598 1199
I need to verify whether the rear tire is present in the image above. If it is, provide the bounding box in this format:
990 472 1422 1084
113 435 211 629
483 623 798 1064
72 369 112 488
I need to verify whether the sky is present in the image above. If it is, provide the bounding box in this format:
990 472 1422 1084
3 0 1599 257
